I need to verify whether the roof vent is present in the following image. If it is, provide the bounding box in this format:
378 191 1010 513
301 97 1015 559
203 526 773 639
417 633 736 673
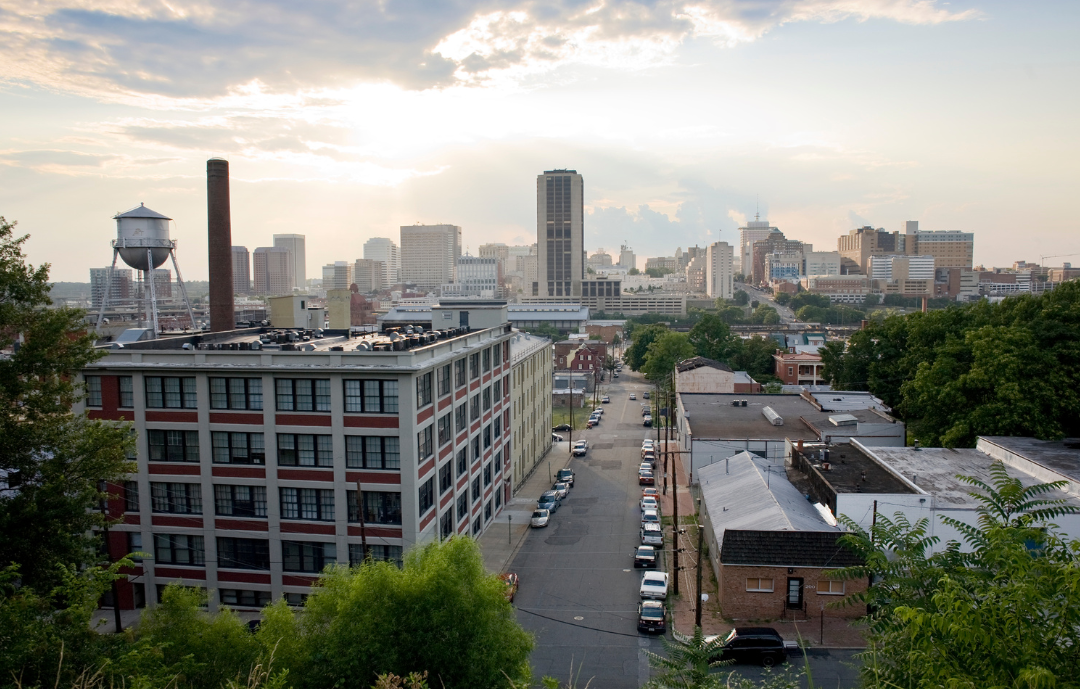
762 406 783 426
829 414 858 427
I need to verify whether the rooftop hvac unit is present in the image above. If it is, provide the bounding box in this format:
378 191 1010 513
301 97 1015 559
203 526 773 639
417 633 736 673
762 406 784 426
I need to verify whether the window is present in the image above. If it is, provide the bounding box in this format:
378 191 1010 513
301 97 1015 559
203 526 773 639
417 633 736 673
126 532 143 561
210 377 263 410
494 416 501 440
472 516 481 535
817 579 845 595
493 378 501 401
124 481 139 512
454 359 466 388
218 538 270 570
276 379 331 412
787 366 793 376
418 477 434 515
282 541 336 573
439 462 452 494
471 435 480 461
148 430 200 462
457 493 468 520
471 476 481 503
214 485 267 518
483 462 491 487
85 376 102 406
437 415 451 445
211 432 265 464
482 386 491 411
503 375 510 399
349 543 402 566
454 405 467 432
119 376 134 408
469 353 480 380
456 448 468 477
280 488 335 521
154 534 205 565
343 380 399 413
482 348 491 372
347 490 402 525
284 593 308 606
418 426 433 460
277 434 333 467
345 436 401 470
416 372 433 408
484 500 492 521
746 578 774 592
483 424 492 449
437 365 451 396
494 483 502 509
492 342 501 366
150 483 202 514
145 377 197 409
469 395 480 422
440 510 453 539
220 589 271 607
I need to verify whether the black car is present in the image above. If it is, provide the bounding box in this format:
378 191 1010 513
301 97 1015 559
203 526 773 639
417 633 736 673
552 424 572 432
556 468 575 486
710 628 789 667
637 600 666 634
634 545 657 568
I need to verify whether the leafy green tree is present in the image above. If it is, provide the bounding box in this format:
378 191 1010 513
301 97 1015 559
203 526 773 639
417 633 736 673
642 331 696 383
521 323 561 340
773 291 791 306
624 324 668 371
788 292 830 310
687 314 739 364
0 217 134 592
747 304 780 325
835 464 1080 689
730 335 778 380
715 305 746 325
750 300 759 310
259 537 533 689
628 267 640 275
732 289 749 306
863 292 881 307
643 627 730 689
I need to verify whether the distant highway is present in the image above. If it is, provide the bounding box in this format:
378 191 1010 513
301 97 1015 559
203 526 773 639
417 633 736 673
736 283 797 324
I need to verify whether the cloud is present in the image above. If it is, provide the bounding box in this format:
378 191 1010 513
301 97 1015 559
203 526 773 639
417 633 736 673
0 0 980 102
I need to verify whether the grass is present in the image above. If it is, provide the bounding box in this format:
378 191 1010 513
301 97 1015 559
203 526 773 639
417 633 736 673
551 407 588 430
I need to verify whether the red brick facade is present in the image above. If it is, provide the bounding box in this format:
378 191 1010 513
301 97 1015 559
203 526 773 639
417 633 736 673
718 564 866 621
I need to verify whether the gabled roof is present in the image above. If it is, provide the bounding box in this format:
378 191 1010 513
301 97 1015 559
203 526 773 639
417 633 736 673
114 203 171 220
720 530 862 568
676 356 733 373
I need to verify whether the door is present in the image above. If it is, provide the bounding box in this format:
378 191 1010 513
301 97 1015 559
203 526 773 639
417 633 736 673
459 311 469 328
786 577 804 609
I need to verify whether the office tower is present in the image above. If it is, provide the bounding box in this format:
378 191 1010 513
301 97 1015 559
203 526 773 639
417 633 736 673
535 169 584 297
619 244 636 271
705 241 734 300
399 224 461 289
322 261 354 292
151 268 172 298
90 267 133 308
902 221 974 270
837 226 908 274
364 237 400 284
587 249 613 269
231 246 250 294
803 251 841 277
738 218 780 275
273 234 306 290
870 255 936 281
750 233 805 286
353 258 386 292
446 255 500 297
253 246 294 295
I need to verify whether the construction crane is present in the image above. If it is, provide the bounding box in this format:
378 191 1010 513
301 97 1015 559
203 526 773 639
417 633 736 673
1037 252 1080 290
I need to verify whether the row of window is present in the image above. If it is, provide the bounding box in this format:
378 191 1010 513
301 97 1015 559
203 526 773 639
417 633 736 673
148 535 400 572
147 431 400 469
139 483 402 524
745 578 845 595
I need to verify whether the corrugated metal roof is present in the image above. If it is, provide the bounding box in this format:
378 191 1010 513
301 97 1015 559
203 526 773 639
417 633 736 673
114 203 172 220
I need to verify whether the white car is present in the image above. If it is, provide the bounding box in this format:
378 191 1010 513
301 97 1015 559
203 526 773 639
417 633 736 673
572 440 589 457
640 496 659 512
531 509 550 528
552 433 564 442
641 508 661 526
639 462 653 474
641 523 663 545
551 482 569 500
640 571 670 600
592 408 604 416
629 393 637 400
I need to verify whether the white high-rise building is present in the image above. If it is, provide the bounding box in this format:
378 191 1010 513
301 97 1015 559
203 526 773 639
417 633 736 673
738 219 780 275
400 225 462 289
870 255 936 281
231 247 250 294
443 255 500 297
535 169 584 297
272 234 306 291
364 237 400 285
804 251 841 277
705 241 734 300
619 244 636 271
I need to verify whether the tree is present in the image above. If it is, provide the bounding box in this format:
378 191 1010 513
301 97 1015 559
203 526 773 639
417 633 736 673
628 267 640 275
641 331 696 383
624 324 668 371
643 627 730 689
835 464 1080 688
788 292 830 310
0 217 133 593
773 292 791 306
732 289 749 306
521 323 561 341
750 300 759 310
863 292 881 307
687 314 738 364
260 537 533 689
730 335 778 380
747 304 780 325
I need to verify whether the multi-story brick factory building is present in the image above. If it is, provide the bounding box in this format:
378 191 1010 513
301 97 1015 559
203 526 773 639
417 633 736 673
82 302 528 611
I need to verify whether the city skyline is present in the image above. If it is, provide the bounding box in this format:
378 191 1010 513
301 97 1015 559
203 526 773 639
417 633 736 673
2 1 1078 281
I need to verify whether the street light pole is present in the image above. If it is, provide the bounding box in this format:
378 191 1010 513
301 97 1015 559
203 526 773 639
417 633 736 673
695 498 705 629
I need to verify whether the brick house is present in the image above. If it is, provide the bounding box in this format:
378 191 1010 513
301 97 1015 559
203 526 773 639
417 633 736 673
554 340 608 370
773 351 825 386
675 357 761 394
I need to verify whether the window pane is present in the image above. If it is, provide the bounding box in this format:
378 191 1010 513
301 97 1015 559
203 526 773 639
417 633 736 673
363 381 381 413
344 380 363 412
382 381 398 413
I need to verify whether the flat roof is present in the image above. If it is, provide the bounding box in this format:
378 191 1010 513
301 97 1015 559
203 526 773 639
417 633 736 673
806 391 891 413
799 408 900 437
978 436 1080 486
682 393 818 441
808 442 916 495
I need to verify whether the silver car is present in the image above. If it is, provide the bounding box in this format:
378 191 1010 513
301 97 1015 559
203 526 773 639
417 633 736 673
531 509 550 527
551 482 569 499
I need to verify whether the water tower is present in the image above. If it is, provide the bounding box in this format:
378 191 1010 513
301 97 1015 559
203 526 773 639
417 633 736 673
94 203 196 337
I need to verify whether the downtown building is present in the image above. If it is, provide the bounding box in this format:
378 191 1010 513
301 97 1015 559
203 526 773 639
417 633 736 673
400 225 462 289
83 303 516 611
232 247 251 295
272 235 306 291
364 238 400 286
253 247 294 296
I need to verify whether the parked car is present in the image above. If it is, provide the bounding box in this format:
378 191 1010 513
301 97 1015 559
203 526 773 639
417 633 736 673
641 405 651 416
639 462 654 475
641 523 663 545
641 487 659 500
639 471 655 486
613 372 619 378
572 440 589 456
642 450 656 464
556 468 575 486
640 496 659 512
641 440 654 452
552 433 564 442
707 628 791 667
531 509 550 527
643 391 650 399
601 395 610 403
551 481 569 499
586 417 598 428
634 545 657 568
553 423 572 432
538 491 561 512
641 509 660 526
643 416 653 427
592 408 604 416
500 572 519 602
639 571 669 600
629 393 637 400
637 600 667 634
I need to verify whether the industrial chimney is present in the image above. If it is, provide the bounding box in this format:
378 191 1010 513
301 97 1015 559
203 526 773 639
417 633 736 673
207 158 234 332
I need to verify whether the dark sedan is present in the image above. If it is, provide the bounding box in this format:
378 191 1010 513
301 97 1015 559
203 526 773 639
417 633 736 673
634 545 657 568
637 600 666 634
708 627 790 667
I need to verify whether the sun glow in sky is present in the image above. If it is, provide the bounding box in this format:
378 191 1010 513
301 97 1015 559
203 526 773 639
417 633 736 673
1 0 1078 280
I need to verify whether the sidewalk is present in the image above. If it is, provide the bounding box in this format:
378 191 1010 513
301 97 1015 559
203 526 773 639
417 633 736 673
479 442 573 574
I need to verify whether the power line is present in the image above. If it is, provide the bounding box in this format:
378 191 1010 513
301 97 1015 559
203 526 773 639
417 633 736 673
515 607 645 638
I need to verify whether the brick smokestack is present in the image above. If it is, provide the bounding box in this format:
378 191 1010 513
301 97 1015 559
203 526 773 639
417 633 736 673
207 158 233 332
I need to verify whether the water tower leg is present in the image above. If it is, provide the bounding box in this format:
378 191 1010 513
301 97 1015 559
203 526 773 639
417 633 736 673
170 249 197 331
94 250 119 336
147 249 160 336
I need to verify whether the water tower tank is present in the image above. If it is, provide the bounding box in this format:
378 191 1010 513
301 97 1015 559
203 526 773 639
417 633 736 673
114 203 173 271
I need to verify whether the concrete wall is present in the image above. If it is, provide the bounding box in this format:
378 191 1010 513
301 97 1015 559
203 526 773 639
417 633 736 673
676 367 737 394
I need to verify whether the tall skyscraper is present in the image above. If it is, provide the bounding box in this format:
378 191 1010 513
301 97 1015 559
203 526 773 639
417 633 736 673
231 246 250 294
90 267 133 308
399 224 461 289
705 241 734 300
619 244 636 271
272 234 306 290
321 261 354 292
738 218 780 275
364 237 400 284
353 258 386 292
253 246 293 295
535 169 584 297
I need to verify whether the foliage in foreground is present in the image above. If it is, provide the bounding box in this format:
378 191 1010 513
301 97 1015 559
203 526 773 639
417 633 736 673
834 462 1080 688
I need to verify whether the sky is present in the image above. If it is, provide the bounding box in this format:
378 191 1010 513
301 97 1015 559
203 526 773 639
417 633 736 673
1 0 1078 282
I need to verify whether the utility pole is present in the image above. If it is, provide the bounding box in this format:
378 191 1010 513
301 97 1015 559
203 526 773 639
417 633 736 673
97 481 123 633
670 368 680 596
695 498 705 629
355 482 369 559
656 377 664 494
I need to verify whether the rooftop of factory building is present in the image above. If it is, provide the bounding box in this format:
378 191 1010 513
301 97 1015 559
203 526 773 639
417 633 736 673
681 393 819 441
796 441 917 496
